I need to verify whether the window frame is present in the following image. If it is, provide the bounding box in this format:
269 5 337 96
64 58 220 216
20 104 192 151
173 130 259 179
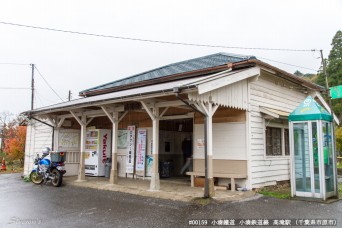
264 122 290 158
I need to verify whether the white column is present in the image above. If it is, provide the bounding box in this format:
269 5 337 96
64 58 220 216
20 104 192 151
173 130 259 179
110 112 119 184
150 107 160 190
70 111 87 182
206 103 215 196
78 115 86 182
198 101 218 197
140 101 160 191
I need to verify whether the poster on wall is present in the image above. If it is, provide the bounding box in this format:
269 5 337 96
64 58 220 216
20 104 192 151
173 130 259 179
145 155 153 177
196 139 205 149
135 129 147 172
58 131 80 149
145 139 153 177
118 130 128 149
126 126 136 174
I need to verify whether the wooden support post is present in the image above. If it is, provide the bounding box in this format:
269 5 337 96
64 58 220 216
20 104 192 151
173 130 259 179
151 109 160 190
70 111 86 182
101 106 128 184
141 101 160 191
110 112 119 184
206 103 215 197
197 101 218 197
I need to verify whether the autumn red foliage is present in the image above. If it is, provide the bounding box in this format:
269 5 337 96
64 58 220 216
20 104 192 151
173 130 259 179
4 126 26 164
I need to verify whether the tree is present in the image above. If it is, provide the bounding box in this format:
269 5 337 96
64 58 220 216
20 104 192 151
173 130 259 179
0 111 13 152
4 126 26 164
336 127 342 156
1 114 27 164
294 70 304 77
314 30 342 119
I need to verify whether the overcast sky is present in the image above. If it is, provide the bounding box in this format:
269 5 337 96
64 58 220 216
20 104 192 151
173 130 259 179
0 0 341 116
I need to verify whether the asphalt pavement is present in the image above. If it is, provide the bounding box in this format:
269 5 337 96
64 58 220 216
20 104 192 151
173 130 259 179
0 173 341 228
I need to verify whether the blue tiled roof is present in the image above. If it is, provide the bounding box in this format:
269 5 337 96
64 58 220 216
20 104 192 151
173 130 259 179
80 52 256 94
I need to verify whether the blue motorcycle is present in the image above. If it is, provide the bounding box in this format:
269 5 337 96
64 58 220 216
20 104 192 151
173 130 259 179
30 147 66 187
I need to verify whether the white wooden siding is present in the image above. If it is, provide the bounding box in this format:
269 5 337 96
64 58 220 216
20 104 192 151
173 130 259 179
24 120 53 176
188 80 248 110
249 71 308 188
194 122 246 160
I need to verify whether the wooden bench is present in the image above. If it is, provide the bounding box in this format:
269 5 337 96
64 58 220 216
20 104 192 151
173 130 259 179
186 171 247 191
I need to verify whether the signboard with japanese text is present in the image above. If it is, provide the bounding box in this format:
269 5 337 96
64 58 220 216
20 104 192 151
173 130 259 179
126 126 136 174
135 129 147 172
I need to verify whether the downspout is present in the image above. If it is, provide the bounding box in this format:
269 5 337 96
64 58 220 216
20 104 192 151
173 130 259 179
173 88 210 198
29 116 55 151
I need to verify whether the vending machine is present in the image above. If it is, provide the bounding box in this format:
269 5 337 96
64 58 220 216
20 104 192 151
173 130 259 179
84 129 111 176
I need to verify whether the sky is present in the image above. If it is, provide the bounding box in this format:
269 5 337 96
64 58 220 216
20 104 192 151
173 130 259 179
0 0 341 116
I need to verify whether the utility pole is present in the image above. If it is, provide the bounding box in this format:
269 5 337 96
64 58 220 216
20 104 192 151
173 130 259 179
320 50 339 198
68 90 72 101
320 50 332 107
30 64 35 110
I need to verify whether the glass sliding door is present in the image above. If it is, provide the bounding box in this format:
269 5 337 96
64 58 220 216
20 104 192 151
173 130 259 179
292 121 321 198
322 121 335 196
293 123 311 193
312 122 320 193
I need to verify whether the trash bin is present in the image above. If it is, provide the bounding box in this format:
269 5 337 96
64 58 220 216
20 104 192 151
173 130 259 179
159 161 173 178
105 157 112 178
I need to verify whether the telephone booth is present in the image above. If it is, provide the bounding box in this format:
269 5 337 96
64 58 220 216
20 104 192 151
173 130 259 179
289 96 338 200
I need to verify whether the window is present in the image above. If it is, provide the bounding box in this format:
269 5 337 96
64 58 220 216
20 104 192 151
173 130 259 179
284 129 289 155
266 126 290 156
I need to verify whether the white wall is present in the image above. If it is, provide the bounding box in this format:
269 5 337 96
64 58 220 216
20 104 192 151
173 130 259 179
194 122 246 160
248 71 308 188
24 120 53 176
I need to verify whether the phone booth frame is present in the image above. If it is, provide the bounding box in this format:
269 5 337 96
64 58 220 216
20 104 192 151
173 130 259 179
289 96 338 200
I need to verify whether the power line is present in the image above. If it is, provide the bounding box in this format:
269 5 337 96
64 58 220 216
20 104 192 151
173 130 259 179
34 66 64 102
36 90 62 104
35 91 45 107
0 21 318 52
258 56 319 72
0 62 29 66
0 87 30 90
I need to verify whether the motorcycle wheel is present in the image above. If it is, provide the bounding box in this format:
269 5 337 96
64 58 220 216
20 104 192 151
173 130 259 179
30 171 43 184
51 169 63 187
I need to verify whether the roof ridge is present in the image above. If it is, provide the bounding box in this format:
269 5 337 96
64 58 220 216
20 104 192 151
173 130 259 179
80 52 255 95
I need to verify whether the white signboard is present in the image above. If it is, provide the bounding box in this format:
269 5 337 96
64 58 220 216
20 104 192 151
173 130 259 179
58 131 80 149
118 130 128 149
135 129 147 172
196 138 205 149
126 126 136 174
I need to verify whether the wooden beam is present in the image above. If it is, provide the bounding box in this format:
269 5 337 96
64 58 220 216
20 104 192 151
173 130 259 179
140 101 156 120
160 114 191 120
58 106 125 119
86 117 94 126
199 102 209 116
212 104 219 115
70 111 85 126
46 115 56 127
159 107 169 118
57 117 65 128
118 111 128 123
101 106 116 124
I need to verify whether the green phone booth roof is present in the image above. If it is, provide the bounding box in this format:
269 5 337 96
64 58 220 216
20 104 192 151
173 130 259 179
288 96 333 122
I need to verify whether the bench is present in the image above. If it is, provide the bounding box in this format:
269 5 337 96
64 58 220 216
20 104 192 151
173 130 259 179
186 171 247 191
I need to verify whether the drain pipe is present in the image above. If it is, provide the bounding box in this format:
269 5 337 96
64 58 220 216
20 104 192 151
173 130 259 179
29 116 55 151
173 88 210 198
